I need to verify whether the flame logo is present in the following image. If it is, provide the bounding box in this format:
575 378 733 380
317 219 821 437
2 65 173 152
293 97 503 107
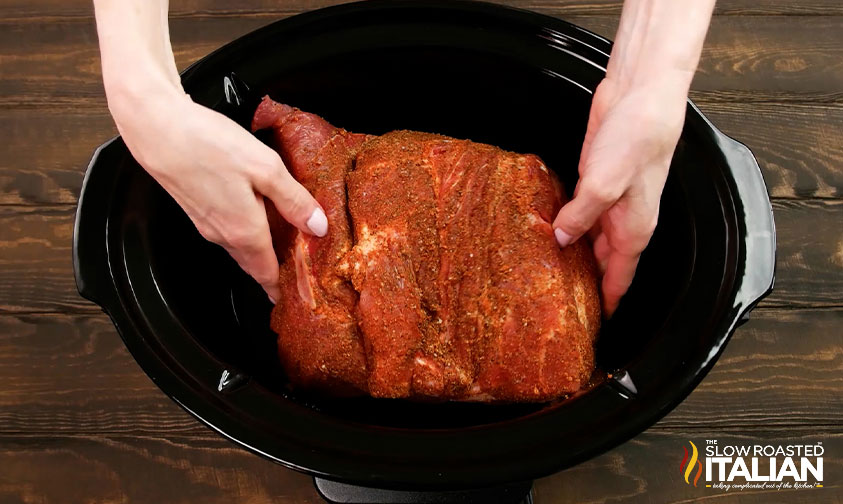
679 441 703 487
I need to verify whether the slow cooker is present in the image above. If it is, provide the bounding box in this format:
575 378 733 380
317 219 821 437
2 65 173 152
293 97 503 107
73 1 776 502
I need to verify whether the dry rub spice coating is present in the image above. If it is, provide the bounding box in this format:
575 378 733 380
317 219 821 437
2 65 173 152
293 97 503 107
253 96 600 402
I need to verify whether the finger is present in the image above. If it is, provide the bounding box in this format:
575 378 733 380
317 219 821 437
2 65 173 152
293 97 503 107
592 232 611 274
601 251 640 318
252 157 328 237
222 195 282 303
553 180 621 248
264 197 296 257
604 188 662 257
586 218 602 243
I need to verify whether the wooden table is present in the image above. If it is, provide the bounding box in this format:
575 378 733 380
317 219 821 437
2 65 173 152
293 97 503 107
1 1 840 502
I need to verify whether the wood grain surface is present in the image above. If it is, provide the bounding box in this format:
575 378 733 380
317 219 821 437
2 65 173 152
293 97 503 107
0 431 838 504
1 0 841 503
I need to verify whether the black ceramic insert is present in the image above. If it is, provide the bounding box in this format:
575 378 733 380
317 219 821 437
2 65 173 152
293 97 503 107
73 0 776 497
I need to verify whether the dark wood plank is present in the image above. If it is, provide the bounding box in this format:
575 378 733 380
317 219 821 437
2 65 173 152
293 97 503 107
2 0 842 21
0 430 838 504
0 314 200 435
0 200 838 313
0 207 93 313
694 17 843 98
711 1 843 15
0 109 115 205
0 434 320 504
2 101 839 207
769 200 843 308
2 15 842 107
656 307 843 430
697 103 843 199
0 309 839 436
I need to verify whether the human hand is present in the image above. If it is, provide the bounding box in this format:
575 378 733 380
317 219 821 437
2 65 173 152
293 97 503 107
109 89 327 303
553 77 688 316
94 0 327 304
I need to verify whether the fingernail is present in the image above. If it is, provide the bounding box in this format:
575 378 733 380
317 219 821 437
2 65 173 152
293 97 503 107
554 228 573 248
306 208 328 237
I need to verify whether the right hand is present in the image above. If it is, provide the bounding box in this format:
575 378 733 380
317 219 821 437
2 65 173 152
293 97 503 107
553 76 687 317
109 89 328 303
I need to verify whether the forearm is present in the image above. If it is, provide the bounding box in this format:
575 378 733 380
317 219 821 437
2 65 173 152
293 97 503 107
608 0 716 102
93 0 185 123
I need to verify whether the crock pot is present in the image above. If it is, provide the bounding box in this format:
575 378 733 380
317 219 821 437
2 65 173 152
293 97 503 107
73 1 776 502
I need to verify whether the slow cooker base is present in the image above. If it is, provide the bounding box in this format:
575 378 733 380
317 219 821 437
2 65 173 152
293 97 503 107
314 478 534 504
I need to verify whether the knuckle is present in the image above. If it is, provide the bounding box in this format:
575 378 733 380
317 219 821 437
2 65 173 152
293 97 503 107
643 215 659 236
276 187 311 219
224 225 264 251
603 279 630 298
250 160 281 189
631 213 659 247
630 239 650 255
558 209 590 235
250 268 278 287
626 231 653 255
193 221 220 243
581 180 622 205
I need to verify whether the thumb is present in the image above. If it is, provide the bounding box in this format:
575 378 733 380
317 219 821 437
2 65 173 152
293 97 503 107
253 158 328 237
553 180 621 247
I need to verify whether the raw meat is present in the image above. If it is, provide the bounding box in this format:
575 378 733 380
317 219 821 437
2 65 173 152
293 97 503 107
252 98 370 395
253 96 600 402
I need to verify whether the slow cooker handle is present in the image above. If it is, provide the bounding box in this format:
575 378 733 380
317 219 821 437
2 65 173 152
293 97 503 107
717 132 777 315
74 73 253 310
73 138 122 309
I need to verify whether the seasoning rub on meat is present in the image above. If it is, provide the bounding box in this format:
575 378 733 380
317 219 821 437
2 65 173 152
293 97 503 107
253 96 600 402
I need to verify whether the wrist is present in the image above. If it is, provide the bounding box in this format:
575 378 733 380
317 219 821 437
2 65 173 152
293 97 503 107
606 36 697 104
104 66 188 130
605 0 714 104
592 75 688 157
103 68 193 175
94 0 185 127
607 69 691 109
